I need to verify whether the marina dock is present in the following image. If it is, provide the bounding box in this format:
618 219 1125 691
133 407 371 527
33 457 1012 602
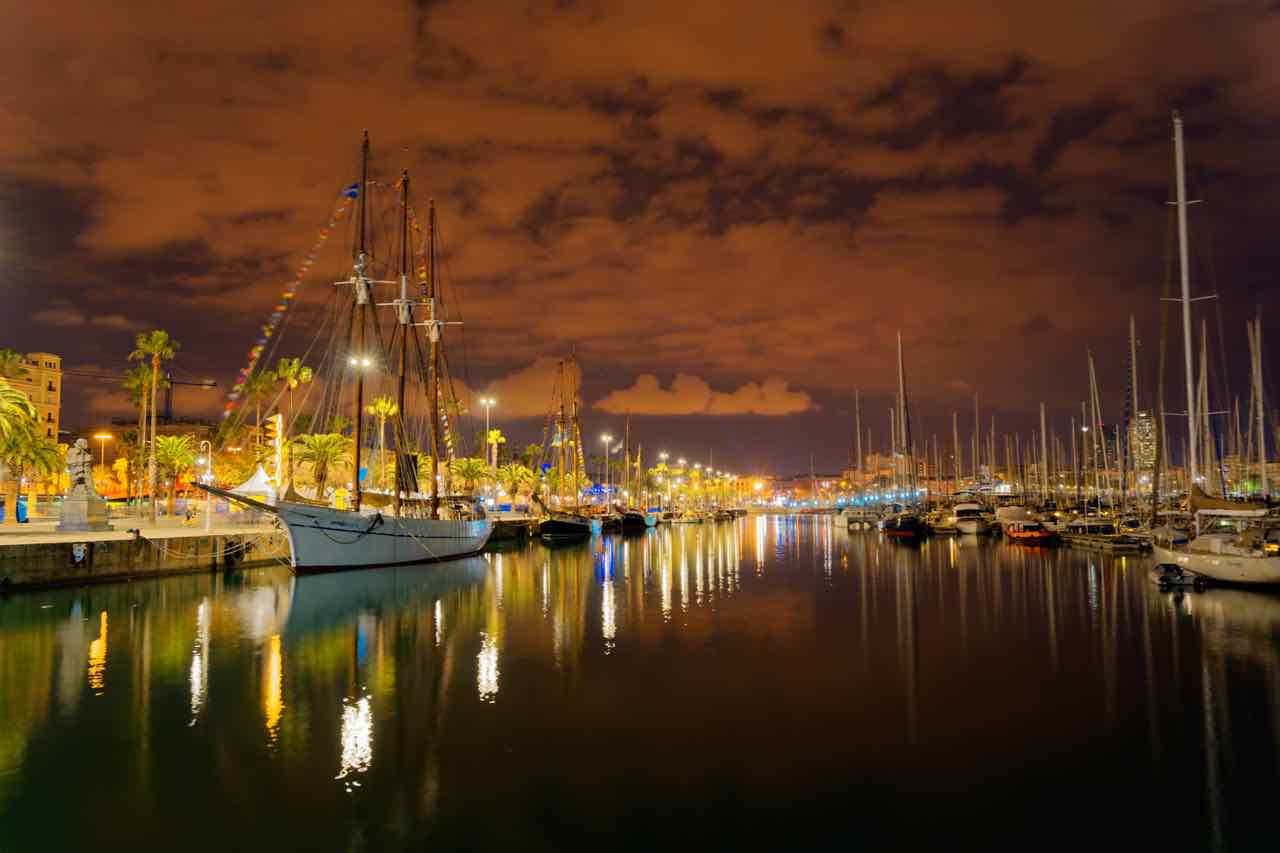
0 520 287 591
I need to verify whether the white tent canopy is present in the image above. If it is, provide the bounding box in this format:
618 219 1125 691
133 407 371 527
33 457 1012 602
232 464 277 506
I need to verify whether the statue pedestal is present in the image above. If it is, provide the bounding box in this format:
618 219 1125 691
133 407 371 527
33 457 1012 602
57 494 112 532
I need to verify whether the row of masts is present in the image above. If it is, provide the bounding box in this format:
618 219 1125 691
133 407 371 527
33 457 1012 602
842 113 1269 511
344 131 444 519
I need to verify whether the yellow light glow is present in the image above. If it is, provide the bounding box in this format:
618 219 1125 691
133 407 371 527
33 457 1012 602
87 611 107 692
264 634 284 743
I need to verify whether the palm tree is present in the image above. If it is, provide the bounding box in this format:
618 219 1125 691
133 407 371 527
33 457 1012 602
130 330 179 523
365 396 399 490
495 463 534 501
154 434 197 516
0 379 36 441
276 357 313 483
485 428 507 468
121 365 161 508
0 423 59 525
241 369 277 448
0 349 29 380
294 433 352 500
449 456 489 494
520 443 544 469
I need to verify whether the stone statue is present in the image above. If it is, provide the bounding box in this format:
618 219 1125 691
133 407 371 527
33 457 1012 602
66 439 94 494
57 437 111 532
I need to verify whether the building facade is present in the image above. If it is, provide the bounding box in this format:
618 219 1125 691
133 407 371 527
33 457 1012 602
1131 411 1156 471
8 352 62 440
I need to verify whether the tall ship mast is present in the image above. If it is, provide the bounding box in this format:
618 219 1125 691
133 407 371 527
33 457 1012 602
205 132 492 572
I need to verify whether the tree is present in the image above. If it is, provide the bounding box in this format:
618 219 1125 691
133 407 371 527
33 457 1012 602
0 379 36 441
0 350 29 381
112 456 130 493
294 433 351 500
485 428 507 468
520 443 544 469
0 422 59 526
154 434 197 516
495 463 534 501
122 365 164 507
365 396 399 490
276 358 313 484
130 330 179 523
241 369 277 448
448 457 489 494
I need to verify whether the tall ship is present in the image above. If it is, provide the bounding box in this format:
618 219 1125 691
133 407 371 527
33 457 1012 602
532 354 593 543
207 132 492 572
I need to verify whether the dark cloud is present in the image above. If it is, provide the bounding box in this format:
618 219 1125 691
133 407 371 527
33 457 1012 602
2 0 1278 471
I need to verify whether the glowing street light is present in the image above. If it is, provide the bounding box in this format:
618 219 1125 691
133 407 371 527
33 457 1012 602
601 433 614 500
479 397 497 468
92 432 113 467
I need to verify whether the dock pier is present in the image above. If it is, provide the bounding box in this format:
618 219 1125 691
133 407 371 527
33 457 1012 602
0 521 288 591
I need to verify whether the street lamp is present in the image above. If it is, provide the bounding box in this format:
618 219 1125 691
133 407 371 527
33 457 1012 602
479 397 496 466
600 434 613 503
92 432 113 467
199 440 212 531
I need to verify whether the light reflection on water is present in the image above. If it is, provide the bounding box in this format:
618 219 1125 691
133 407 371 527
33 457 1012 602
1 515 1279 851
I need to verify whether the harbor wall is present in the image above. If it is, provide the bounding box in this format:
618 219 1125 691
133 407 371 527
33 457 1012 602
0 531 289 591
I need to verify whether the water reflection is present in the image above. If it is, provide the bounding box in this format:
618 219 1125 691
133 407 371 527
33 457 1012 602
2 520 1280 850
87 610 107 694
336 693 372 791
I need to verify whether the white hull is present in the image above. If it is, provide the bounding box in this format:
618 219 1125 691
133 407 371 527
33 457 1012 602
956 519 990 535
276 501 492 573
1152 542 1280 585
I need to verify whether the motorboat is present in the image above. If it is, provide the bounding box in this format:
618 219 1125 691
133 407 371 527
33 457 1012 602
879 511 926 539
951 502 990 535
1004 519 1056 544
1151 503 1280 585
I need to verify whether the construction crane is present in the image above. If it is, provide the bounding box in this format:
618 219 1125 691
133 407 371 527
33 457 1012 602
61 368 218 423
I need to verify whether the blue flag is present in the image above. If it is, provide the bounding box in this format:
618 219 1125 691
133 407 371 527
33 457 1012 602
342 182 359 199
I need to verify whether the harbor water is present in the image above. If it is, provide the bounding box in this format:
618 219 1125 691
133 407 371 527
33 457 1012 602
1 516 1278 850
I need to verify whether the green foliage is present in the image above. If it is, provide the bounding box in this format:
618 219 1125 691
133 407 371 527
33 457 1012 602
154 435 197 481
0 379 36 441
0 424 60 484
448 457 490 493
294 433 352 499
0 350 29 381
495 463 534 498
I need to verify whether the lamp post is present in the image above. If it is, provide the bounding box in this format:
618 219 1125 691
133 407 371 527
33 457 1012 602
198 440 212 531
600 434 613 505
658 452 668 510
93 432 113 468
479 397 496 466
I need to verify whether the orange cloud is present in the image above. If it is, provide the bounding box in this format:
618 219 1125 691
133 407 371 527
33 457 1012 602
594 373 815 416
477 356 581 420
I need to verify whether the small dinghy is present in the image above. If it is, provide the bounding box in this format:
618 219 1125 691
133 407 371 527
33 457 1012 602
1150 563 1207 591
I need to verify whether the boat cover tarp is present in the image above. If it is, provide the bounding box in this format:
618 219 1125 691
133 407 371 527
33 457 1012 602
1190 485 1267 516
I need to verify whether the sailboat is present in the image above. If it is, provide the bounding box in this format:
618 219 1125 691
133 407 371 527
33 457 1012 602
534 354 593 544
1150 113 1279 584
205 133 492 572
878 331 927 540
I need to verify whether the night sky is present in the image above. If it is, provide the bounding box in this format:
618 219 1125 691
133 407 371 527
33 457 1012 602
3 0 1278 474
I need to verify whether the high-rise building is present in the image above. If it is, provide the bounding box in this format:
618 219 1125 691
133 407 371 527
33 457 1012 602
1131 411 1156 471
6 352 62 440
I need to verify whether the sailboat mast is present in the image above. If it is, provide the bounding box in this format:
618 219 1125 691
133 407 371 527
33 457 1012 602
1040 402 1049 503
1253 311 1268 498
394 170 410 518
427 199 441 519
896 332 911 498
557 359 566 507
854 389 862 487
1173 112 1198 490
353 130 370 513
